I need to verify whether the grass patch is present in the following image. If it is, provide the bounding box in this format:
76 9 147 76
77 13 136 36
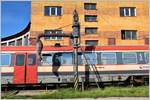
2 86 149 99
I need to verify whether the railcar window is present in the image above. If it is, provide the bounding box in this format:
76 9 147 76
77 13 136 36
82 52 97 64
61 53 73 65
137 52 146 64
0 53 12 66
78 53 83 65
145 52 149 64
42 53 62 66
101 53 116 64
28 54 36 66
52 53 62 66
16 54 25 66
42 54 53 65
122 52 137 64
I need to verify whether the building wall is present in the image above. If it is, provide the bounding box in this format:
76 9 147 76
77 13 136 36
30 0 149 46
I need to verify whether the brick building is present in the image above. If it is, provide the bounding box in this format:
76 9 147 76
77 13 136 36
30 0 149 46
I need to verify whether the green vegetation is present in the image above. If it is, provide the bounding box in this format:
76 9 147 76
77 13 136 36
2 86 149 99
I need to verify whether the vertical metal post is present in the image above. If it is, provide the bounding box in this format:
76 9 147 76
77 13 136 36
72 9 80 91
73 43 79 90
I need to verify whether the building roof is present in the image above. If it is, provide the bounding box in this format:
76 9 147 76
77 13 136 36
1 22 30 41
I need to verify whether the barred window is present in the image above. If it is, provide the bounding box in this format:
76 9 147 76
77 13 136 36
121 30 137 40
120 7 136 16
44 6 62 16
44 30 63 40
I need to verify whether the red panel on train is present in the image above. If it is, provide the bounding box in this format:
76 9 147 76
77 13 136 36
26 54 37 84
13 53 26 84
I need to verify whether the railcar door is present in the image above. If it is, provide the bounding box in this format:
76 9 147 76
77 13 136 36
13 53 37 84
13 53 26 84
26 54 37 84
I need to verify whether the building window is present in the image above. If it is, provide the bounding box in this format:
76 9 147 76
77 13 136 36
84 3 96 10
44 6 62 16
85 27 97 34
145 38 149 45
122 52 137 64
85 15 97 22
17 38 22 46
24 35 28 46
101 52 117 64
120 7 136 16
1 43 7 46
108 38 116 45
121 30 137 40
85 40 98 46
44 30 63 40
8 41 15 46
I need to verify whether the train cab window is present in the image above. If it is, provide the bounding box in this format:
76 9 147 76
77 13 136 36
82 52 97 64
61 53 73 65
28 54 36 66
42 54 53 65
122 52 137 64
101 52 116 64
0 53 12 66
16 54 25 66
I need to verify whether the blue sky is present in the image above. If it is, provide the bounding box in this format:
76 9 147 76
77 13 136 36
1 1 31 38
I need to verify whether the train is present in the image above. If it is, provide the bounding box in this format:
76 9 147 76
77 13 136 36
1 45 149 87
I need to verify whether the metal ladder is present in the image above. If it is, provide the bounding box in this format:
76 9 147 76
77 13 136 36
80 47 104 89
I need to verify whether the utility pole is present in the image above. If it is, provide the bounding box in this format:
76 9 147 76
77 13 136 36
72 9 80 91
36 9 80 91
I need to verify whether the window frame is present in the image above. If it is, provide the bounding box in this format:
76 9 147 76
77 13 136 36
85 27 98 34
27 54 36 66
8 41 15 46
82 52 98 65
145 52 149 64
61 52 73 65
44 30 63 40
15 54 25 66
121 30 137 40
44 6 62 16
122 52 137 64
120 7 136 17
85 40 98 46
0 53 12 66
85 15 97 22
101 52 117 65
42 53 53 66
16 38 22 46
84 3 97 10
